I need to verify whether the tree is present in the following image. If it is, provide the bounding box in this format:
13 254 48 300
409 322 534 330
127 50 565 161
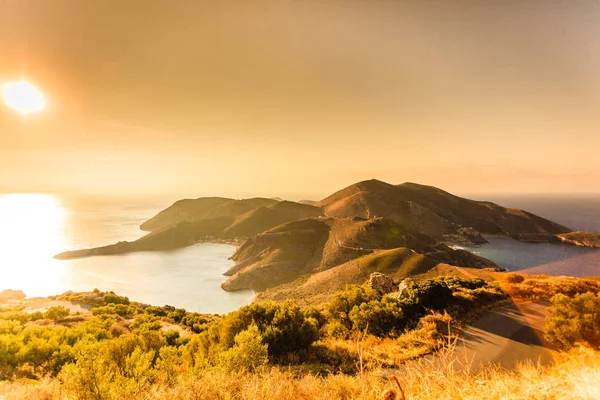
327 285 380 330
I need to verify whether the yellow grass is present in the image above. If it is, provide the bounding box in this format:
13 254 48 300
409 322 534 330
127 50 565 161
1 346 598 400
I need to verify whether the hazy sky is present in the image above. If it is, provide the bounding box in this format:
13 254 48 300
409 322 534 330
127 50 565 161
1 0 599 199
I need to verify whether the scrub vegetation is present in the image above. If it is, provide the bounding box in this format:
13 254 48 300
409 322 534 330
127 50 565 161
0 275 598 399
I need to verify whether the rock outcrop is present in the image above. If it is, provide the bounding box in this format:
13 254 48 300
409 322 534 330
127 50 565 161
368 272 396 295
397 277 415 299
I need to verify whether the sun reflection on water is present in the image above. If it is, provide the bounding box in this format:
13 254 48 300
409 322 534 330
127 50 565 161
0 194 68 296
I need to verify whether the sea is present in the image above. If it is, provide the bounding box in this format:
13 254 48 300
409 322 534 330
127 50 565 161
457 195 600 277
0 194 253 313
0 193 598 313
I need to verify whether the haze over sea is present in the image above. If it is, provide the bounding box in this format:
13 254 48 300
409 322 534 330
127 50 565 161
0 193 598 313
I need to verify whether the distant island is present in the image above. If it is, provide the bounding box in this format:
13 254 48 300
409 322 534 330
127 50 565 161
55 179 600 303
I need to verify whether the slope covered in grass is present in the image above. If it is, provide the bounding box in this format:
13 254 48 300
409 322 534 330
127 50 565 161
222 217 498 293
318 179 572 243
140 197 279 231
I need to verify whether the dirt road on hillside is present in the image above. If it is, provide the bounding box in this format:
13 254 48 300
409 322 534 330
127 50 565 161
387 302 554 378
450 302 553 370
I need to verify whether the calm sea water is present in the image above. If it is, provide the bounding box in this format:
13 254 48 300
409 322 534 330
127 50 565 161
0 194 253 313
457 195 600 277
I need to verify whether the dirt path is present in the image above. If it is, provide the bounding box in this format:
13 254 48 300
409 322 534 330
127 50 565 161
443 302 553 370
386 301 553 379
22 299 93 314
453 265 476 279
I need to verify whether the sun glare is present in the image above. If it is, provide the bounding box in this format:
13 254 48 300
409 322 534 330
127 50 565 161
1 80 46 115
0 194 66 296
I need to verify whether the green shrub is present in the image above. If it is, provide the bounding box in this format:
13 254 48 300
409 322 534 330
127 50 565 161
130 315 162 332
327 285 380 330
44 306 70 322
29 311 44 321
104 292 130 305
348 297 405 336
219 325 269 373
180 313 213 333
92 304 139 318
219 300 319 358
162 330 181 347
506 273 525 284
0 319 22 335
167 308 187 323
144 306 168 317
544 291 600 349
327 278 503 338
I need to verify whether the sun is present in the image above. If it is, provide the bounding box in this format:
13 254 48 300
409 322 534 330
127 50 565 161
1 80 46 115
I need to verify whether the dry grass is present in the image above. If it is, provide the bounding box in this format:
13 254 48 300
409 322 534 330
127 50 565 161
318 312 455 371
2 345 597 400
497 274 600 302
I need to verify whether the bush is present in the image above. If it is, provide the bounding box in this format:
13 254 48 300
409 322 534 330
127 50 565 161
144 306 168 317
544 291 600 349
44 306 70 322
104 292 130 305
180 313 215 333
326 278 504 339
167 308 187 323
506 273 525 284
129 315 162 332
30 311 44 321
404 279 454 310
220 325 269 373
219 300 319 358
327 285 380 330
92 304 139 318
348 297 405 337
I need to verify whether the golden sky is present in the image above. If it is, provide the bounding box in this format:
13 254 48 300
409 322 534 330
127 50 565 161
1 0 599 199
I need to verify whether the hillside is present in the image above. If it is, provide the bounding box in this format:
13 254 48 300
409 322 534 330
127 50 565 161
318 179 571 244
558 231 600 248
254 248 441 304
223 201 323 238
140 197 279 231
3 281 599 400
221 217 497 293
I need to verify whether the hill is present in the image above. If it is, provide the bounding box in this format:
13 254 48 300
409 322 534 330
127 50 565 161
318 179 571 244
140 197 279 231
557 231 600 248
222 201 323 238
221 217 497 293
